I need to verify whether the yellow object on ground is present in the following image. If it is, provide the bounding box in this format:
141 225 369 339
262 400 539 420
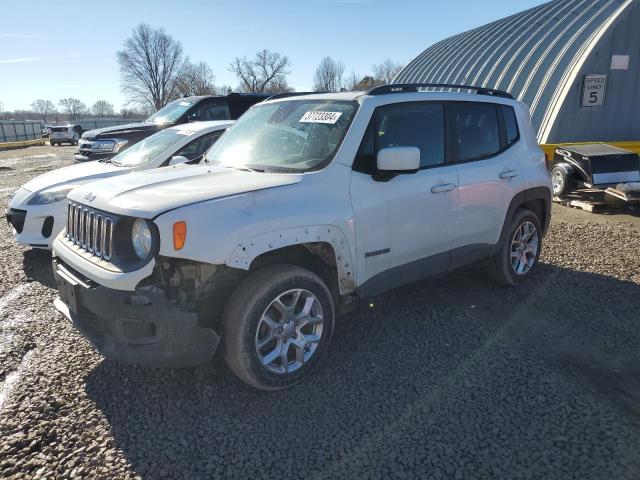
0 138 46 150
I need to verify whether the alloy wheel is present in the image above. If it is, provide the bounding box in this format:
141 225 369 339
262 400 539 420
255 289 324 374
510 221 539 275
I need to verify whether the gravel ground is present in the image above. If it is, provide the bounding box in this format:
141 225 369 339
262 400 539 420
0 145 639 479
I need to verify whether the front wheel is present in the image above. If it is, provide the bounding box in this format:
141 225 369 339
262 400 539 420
222 264 335 391
488 208 542 286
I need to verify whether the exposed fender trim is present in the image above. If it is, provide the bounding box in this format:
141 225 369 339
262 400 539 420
228 225 356 294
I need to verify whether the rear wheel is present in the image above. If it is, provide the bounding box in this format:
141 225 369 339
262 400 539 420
222 264 335 391
488 209 542 286
550 166 569 196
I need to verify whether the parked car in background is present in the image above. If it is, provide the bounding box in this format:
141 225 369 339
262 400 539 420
50 125 83 146
6 121 232 249
51 84 552 391
74 93 269 162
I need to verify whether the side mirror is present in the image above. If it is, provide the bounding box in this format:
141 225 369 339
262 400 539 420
168 155 189 166
187 113 199 123
376 146 420 172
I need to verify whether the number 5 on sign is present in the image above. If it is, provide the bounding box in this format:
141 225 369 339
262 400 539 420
582 74 607 107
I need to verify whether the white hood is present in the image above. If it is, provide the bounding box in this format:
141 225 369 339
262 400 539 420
21 161 124 193
67 164 303 218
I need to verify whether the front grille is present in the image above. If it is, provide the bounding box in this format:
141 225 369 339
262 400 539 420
65 202 114 260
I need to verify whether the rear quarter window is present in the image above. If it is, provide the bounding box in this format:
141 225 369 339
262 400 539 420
501 105 520 146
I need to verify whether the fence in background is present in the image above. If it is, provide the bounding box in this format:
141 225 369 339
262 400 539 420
0 121 41 142
0 119 143 143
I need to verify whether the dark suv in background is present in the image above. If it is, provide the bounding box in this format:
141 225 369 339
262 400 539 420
74 93 270 162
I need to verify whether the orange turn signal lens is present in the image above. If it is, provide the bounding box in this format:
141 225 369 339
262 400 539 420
173 221 187 250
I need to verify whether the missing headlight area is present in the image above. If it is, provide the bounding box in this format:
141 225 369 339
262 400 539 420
139 257 246 328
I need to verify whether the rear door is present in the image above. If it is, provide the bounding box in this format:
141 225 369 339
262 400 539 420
449 102 522 252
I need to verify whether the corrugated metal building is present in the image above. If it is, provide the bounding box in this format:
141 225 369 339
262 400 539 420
395 0 639 145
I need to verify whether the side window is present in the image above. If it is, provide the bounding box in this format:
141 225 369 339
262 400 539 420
198 103 231 121
377 103 445 168
451 103 501 162
176 132 222 161
501 105 519 146
353 102 445 173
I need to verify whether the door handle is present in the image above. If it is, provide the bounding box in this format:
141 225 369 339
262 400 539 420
430 183 456 194
499 169 519 179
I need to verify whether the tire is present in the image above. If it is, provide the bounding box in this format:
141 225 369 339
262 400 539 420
222 264 335 391
550 165 569 197
488 208 542 286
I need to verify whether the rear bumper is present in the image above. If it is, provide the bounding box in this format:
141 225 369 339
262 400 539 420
52 258 220 367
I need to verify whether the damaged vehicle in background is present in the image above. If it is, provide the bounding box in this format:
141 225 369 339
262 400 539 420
6 121 232 249
51 84 551 391
74 93 269 162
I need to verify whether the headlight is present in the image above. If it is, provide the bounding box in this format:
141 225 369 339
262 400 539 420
27 184 79 205
113 139 128 152
131 218 153 259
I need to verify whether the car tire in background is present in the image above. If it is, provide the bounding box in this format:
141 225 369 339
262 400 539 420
488 208 542 287
550 165 569 197
222 264 335 391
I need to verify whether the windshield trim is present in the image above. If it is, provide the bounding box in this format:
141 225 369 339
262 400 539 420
207 99 359 174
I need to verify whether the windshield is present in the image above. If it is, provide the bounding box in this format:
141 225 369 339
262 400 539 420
111 128 193 167
204 100 357 172
146 99 194 124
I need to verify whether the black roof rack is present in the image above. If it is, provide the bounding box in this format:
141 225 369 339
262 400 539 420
266 92 317 101
367 83 514 99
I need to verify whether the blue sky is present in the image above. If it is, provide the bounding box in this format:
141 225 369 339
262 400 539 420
0 0 547 111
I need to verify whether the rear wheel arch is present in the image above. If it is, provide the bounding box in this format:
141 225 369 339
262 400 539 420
497 187 551 251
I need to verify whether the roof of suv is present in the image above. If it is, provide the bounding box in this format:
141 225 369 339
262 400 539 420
181 93 272 102
170 120 234 134
263 84 517 105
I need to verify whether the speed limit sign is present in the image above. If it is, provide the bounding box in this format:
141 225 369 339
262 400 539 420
582 74 607 107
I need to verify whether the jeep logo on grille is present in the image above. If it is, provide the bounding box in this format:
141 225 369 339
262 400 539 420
84 192 96 202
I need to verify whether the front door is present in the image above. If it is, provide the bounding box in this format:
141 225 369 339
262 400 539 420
350 102 459 290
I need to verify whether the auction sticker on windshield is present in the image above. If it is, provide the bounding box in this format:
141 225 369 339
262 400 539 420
300 111 342 124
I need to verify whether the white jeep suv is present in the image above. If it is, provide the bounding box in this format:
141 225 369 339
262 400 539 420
51 84 552 391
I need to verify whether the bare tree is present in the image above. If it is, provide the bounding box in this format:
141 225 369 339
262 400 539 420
229 49 291 93
344 71 360 91
30 99 56 122
313 57 345 92
175 61 216 97
117 23 187 111
92 100 115 116
58 98 86 120
372 59 403 85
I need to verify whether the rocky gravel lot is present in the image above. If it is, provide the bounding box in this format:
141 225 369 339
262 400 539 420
0 145 639 479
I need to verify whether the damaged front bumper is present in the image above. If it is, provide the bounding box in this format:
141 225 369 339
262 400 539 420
52 257 220 367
